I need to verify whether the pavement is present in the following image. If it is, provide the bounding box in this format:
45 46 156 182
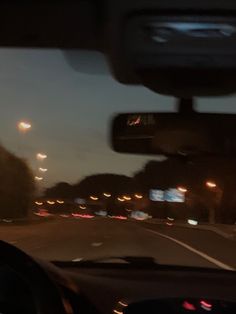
0 217 236 271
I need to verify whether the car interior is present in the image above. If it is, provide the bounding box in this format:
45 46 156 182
0 1 236 314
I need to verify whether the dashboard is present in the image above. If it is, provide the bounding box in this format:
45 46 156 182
52 264 236 314
0 241 236 314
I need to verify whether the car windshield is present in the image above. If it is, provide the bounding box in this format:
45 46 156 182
0 48 236 270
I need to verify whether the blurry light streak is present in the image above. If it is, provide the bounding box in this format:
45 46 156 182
177 186 187 193
36 153 47 160
200 301 212 309
39 167 48 172
18 121 32 131
118 301 128 307
123 196 131 201
117 197 125 202
188 219 198 226
113 310 123 314
166 222 173 226
56 200 64 204
79 205 86 209
35 176 43 181
90 196 98 201
47 200 55 205
111 215 127 220
167 217 174 221
72 213 94 219
135 194 143 199
206 181 216 188
103 193 111 197
182 301 196 311
35 201 43 205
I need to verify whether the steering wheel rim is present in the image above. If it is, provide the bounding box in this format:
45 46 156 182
0 240 65 314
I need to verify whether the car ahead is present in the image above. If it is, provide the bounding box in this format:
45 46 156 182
0 1 235 314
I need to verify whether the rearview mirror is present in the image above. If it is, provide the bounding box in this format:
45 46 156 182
111 113 236 157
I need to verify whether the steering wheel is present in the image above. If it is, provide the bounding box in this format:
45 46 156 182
0 240 65 314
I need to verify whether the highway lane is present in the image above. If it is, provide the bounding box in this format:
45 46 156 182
0 217 235 270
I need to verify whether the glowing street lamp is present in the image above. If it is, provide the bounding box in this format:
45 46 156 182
177 186 188 193
36 153 47 160
56 200 64 204
117 197 125 202
18 121 32 132
47 200 55 205
35 176 43 181
35 201 43 205
90 196 98 201
39 167 48 172
123 195 131 201
206 181 217 188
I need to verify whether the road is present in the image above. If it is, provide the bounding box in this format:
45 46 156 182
0 217 236 270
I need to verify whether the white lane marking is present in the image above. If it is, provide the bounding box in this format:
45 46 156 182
91 242 103 247
72 258 83 262
145 228 235 271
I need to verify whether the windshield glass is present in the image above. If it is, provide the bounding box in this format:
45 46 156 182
0 48 236 270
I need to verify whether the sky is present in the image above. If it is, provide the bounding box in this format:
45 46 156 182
0 48 236 187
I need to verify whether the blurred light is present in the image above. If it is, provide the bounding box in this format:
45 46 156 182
36 153 47 160
118 301 128 307
166 222 173 226
117 197 125 202
167 217 174 221
200 301 212 311
18 121 32 131
182 301 196 311
135 194 143 199
113 310 123 314
206 181 216 188
35 201 43 205
35 176 43 181
60 214 70 218
123 195 131 201
177 186 187 193
111 215 127 220
79 205 86 209
188 219 198 226
39 167 48 172
103 192 111 197
126 208 132 212
72 213 94 219
47 200 55 205
56 200 64 204
90 196 98 201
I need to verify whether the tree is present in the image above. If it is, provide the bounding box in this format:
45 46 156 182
74 173 133 198
44 182 73 199
0 145 35 218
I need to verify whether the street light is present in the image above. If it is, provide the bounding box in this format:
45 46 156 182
36 153 47 160
56 200 64 204
35 176 43 181
177 186 188 193
123 195 131 201
117 197 125 202
103 192 111 198
47 200 55 205
35 201 43 205
90 196 98 201
18 121 32 132
39 167 48 172
134 194 143 199
206 181 217 188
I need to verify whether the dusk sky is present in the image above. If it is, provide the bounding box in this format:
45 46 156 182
0 48 236 187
